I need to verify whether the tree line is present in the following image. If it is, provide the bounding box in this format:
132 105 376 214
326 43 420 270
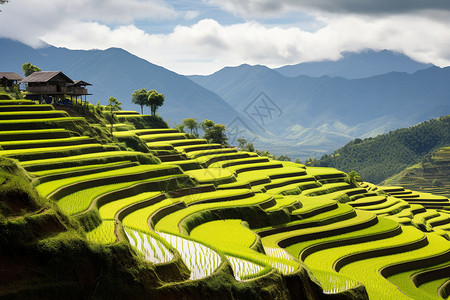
308 115 450 183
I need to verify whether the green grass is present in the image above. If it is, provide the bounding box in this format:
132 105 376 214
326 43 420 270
86 220 116 244
208 156 270 169
223 161 284 175
155 193 274 234
387 262 450 300
419 278 449 299
21 151 158 172
190 219 297 279
309 269 361 294
185 148 237 159
264 195 300 212
123 198 178 232
185 168 235 184
0 143 104 157
261 210 382 255
170 189 253 206
0 136 93 149
131 128 179 135
0 117 84 125
0 99 36 105
195 152 257 165
303 226 424 272
0 129 72 141
139 133 188 142
305 166 346 177
286 215 397 259
339 233 450 299
99 192 161 220
190 220 256 249
57 174 187 215
36 164 180 198
0 104 55 112
30 161 132 177
0 110 69 120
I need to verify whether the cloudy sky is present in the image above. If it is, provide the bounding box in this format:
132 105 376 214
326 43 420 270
1 0 450 74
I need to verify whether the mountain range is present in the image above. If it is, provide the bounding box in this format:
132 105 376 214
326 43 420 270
274 49 433 79
1 38 449 160
189 64 450 159
0 38 241 127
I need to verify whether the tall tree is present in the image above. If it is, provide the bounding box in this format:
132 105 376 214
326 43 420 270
147 90 164 116
106 97 122 135
201 119 228 146
200 119 215 132
22 62 41 77
237 138 247 148
131 88 148 114
182 118 199 136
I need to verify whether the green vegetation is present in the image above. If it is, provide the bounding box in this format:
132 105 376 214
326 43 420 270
311 115 450 183
131 88 164 116
22 62 41 76
105 97 122 135
201 119 228 146
382 146 450 198
2 98 449 299
182 118 199 137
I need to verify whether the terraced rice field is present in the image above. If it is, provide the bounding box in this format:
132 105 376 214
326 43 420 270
2 103 450 299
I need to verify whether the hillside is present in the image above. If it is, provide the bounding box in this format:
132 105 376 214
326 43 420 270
2 94 450 299
2 38 449 159
311 115 450 184
190 64 450 158
382 147 450 198
0 38 243 126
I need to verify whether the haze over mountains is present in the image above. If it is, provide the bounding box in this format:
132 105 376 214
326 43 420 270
189 63 450 158
274 50 433 79
1 38 449 160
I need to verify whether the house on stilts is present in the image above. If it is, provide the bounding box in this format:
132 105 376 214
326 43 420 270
20 71 91 104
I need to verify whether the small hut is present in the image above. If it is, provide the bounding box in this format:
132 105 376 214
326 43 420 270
0 72 23 88
67 80 92 105
20 71 91 104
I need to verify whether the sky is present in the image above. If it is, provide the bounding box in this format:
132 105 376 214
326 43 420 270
1 0 450 75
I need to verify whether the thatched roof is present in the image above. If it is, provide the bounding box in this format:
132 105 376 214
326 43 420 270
20 71 74 84
0 72 23 81
68 80 92 87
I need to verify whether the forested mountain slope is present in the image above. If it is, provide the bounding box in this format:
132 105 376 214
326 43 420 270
382 147 450 198
310 115 450 184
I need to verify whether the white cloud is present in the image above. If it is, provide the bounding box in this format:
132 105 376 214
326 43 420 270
2 0 450 75
204 0 450 17
0 0 177 46
185 10 200 20
39 16 450 75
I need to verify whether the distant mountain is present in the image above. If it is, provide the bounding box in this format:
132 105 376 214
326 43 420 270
274 50 432 79
3 38 448 160
0 38 241 126
189 64 450 159
310 115 450 184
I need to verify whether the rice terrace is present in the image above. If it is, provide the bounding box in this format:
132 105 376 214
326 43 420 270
1 73 450 300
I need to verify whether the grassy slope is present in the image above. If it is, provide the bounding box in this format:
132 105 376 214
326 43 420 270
4 99 449 299
312 115 450 184
382 147 450 198
0 103 325 299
